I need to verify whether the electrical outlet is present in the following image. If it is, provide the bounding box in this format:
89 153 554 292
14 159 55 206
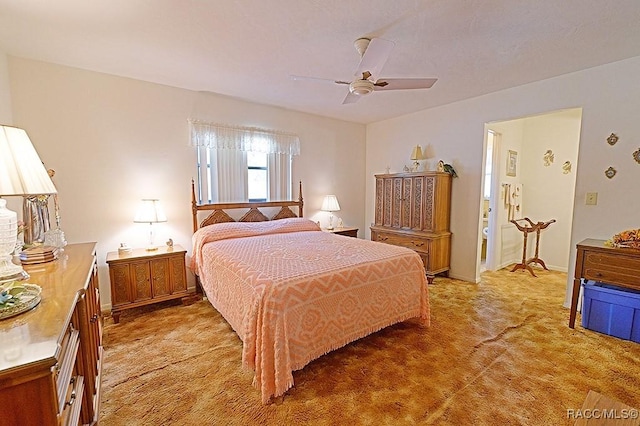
586 192 598 205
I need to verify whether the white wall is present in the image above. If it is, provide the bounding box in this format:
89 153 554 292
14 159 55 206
519 110 581 272
0 52 11 123
366 56 640 308
8 57 366 310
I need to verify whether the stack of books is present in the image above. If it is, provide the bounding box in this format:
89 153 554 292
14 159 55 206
20 246 59 265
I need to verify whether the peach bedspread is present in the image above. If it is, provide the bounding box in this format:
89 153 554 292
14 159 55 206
191 218 429 403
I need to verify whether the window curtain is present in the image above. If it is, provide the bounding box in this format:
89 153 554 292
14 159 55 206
189 120 299 203
268 153 292 201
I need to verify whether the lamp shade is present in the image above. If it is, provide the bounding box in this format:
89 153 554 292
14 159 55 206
410 145 423 161
321 195 340 212
134 199 167 223
0 125 57 196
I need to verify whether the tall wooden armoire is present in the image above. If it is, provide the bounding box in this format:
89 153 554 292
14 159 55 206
370 171 452 283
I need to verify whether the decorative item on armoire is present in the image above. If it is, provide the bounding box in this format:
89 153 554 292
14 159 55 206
605 166 617 179
437 160 458 177
543 150 554 166
562 161 572 174
633 148 640 164
607 133 619 146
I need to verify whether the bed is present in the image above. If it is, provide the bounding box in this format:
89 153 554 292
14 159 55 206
190 182 430 403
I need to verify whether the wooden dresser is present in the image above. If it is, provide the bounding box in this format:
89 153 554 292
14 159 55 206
371 172 452 284
0 243 102 426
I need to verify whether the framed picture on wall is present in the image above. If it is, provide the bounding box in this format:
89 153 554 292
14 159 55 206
507 150 517 177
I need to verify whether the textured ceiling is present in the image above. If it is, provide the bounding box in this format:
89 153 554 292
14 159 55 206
1 1 640 124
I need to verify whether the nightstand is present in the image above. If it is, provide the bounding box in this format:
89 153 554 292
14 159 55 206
323 227 358 238
106 244 191 323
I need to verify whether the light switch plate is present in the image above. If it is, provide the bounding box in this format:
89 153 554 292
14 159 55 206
586 192 598 205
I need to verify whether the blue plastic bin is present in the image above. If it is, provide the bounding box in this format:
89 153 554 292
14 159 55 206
581 281 640 343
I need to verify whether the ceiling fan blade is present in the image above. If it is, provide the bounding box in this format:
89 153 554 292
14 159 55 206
354 38 395 82
342 91 361 104
373 78 438 91
290 75 350 85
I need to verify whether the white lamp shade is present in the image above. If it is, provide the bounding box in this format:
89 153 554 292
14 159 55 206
0 125 57 196
134 199 167 223
410 145 423 161
321 195 340 212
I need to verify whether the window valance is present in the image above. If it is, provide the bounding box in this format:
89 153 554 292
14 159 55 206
189 119 300 156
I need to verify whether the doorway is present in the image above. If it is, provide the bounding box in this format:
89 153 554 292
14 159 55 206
478 108 582 275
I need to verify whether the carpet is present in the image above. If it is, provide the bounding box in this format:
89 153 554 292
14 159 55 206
100 267 640 425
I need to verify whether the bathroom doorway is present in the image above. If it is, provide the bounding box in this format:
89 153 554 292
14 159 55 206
479 108 582 275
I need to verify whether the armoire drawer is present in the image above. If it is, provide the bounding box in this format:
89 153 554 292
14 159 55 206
373 232 430 254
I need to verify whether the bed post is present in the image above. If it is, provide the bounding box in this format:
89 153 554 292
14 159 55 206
191 179 198 232
298 180 304 218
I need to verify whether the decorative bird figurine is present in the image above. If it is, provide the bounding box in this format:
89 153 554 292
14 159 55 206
438 160 458 177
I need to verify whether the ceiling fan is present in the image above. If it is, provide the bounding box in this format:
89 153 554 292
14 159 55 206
291 37 437 104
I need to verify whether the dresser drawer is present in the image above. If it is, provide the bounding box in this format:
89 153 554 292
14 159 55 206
56 325 80 414
583 251 640 290
59 376 84 426
373 232 430 254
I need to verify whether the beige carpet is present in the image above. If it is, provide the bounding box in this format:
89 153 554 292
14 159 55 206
100 267 640 425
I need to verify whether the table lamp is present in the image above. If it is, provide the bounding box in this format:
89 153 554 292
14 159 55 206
134 199 167 251
0 125 57 283
410 145 423 172
321 195 340 230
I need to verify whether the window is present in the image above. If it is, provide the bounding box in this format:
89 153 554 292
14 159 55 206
247 151 267 202
189 120 300 204
484 130 495 199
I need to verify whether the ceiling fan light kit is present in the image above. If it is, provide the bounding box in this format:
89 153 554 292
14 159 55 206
349 79 374 95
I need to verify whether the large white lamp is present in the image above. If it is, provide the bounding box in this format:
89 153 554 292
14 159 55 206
321 195 340 230
134 199 167 251
0 125 57 283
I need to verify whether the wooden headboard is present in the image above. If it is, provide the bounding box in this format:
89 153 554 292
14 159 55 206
191 180 304 232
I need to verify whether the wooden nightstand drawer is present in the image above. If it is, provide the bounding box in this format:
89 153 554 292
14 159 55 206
323 227 358 238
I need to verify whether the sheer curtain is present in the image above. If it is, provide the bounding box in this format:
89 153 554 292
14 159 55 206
190 120 300 203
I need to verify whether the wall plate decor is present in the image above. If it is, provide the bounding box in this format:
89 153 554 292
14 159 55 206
607 133 619 146
543 150 554 166
633 148 640 164
605 166 617 179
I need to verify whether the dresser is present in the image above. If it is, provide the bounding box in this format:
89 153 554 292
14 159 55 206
106 245 189 323
0 243 103 426
570 238 640 328
370 172 452 284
